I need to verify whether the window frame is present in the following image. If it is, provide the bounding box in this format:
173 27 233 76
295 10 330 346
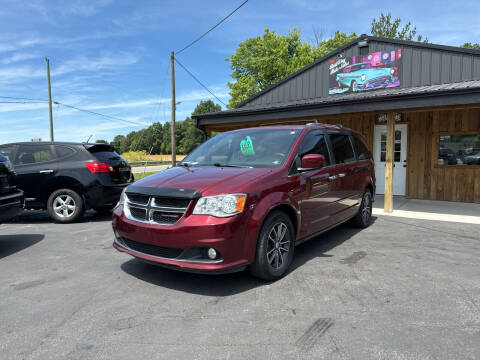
351 133 372 161
434 131 480 169
14 144 57 166
326 132 358 165
289 130 335 175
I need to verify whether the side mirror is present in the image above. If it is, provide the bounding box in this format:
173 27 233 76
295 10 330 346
300 154 324 170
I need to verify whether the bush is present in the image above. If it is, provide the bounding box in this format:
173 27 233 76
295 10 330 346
121 150 148 162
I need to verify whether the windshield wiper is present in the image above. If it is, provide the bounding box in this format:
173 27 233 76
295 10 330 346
212 163 252 168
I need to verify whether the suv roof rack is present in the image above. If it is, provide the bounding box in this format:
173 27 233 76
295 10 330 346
260 119 318 127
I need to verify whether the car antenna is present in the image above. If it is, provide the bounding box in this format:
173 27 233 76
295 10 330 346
86 134 93 143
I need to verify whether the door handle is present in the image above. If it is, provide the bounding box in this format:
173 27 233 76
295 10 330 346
39 169 54 174
328 175 337 180
338 173 346 177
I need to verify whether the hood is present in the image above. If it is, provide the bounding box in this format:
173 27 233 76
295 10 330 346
134 166 274 195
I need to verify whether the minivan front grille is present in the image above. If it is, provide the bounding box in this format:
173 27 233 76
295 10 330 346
125 193 190 225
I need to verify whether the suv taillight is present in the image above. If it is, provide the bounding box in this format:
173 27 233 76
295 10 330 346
85 162 114 173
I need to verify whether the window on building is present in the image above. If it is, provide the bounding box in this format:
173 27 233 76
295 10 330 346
329 134 356 164
15 145 54 165
438 134 480 166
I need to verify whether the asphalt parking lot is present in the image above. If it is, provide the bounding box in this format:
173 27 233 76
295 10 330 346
1 210 479 360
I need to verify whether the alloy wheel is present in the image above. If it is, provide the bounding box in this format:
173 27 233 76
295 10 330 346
53 195 76 218
266 222 290 270
362 193 372 224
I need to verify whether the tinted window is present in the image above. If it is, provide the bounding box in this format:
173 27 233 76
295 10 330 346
329 134 355 164
56 145 76 159
15 145 54 165
299 131 331 166
352 135 371 160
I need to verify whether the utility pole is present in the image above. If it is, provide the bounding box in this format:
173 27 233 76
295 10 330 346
170 51 176 166
45 57 54 141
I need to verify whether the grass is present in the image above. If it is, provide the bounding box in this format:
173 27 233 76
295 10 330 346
133 171 159 180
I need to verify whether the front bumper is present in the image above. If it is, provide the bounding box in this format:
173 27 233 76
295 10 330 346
0 190 24 222
112 205 251 273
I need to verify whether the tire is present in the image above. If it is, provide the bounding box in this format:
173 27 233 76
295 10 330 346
350 189 373 228
93 204 116 213
47 188 84 223
249 211 295 281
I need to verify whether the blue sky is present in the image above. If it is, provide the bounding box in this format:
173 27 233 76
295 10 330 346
0 0 478 144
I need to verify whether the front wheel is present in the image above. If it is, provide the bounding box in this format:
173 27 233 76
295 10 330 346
47 188 84 223
351 189 372 228
249 211 295 281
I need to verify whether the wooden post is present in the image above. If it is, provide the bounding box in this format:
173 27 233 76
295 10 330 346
384 112 394 212
170 51 176 166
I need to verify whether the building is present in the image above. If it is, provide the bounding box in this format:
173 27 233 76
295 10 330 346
193 35 480 210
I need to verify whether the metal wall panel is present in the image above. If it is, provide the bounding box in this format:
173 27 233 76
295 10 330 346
239 39 480 108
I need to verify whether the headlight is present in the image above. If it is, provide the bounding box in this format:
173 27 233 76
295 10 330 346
361 74 366 81
193 194 246 218
117 188 127 207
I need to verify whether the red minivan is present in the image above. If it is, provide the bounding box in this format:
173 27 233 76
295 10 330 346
112 124 375 280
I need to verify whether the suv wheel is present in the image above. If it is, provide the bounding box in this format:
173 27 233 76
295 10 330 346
47 189 84 223
351 189 372 228
249 211 295 281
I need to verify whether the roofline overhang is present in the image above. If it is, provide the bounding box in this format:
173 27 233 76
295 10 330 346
194 88 480 127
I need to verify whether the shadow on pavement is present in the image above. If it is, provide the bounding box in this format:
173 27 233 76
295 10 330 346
0 234 44 259
120 217 377 295
8 210 113 224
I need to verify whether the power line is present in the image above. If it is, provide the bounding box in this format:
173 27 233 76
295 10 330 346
0 96 48 102
0 101 47 104
53 101 147 127
174 57 226 106
175 0 249 54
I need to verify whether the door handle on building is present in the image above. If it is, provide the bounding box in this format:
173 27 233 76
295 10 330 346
39 169 54 174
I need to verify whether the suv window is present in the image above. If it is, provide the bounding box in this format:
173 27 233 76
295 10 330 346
351 134 371 160
299 131 331 166
56 145 76 159
329 134 355 164
15 145 54 165
0 145 15 160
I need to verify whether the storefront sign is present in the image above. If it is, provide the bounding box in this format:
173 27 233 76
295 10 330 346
329 49 401 95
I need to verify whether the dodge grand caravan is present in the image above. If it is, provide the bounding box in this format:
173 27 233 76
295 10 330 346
112 124 375 280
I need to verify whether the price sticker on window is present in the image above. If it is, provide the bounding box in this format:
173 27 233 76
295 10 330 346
240 136 255 156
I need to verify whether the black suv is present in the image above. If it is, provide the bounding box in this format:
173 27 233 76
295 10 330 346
0 153 24 222
0 142 133 223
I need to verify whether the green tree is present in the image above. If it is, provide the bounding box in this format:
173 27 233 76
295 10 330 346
226 28 356 108
110 135 128 153
371 12 427 42
94 139 107 144
192 100 222 115
461 42 480 50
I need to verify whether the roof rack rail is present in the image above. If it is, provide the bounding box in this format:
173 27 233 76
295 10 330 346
259 119 318 127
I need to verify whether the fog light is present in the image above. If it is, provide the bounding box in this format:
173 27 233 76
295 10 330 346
207 248 217 259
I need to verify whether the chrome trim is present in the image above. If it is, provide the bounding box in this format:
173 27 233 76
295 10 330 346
114 237 223 264
124 196 189 226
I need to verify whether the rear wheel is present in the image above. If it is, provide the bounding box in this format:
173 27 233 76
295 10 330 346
249 211 295 281
47 189 84 223
351 189 372 228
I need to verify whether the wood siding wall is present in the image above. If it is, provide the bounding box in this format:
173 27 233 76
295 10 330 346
203 106 480 203
406 108 480 203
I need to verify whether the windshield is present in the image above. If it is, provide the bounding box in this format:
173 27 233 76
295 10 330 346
180 129 302 168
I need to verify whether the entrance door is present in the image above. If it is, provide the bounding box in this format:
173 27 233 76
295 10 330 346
373 124 407 196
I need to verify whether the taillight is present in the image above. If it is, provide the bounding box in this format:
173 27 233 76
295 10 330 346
85 162 114 173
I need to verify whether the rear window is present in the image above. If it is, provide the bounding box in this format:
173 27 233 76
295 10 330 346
56 145 76 159
15 145 54 165
329 134 356 164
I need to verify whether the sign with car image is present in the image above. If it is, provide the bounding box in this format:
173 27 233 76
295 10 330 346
328 49 401 94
